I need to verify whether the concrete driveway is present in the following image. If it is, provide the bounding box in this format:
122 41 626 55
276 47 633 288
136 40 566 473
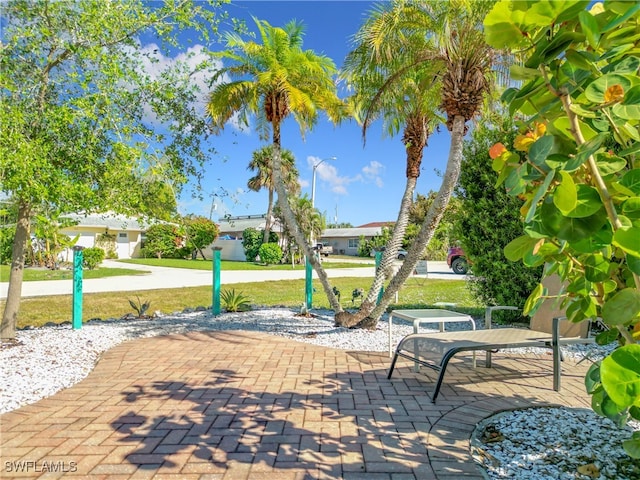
1 260 464 298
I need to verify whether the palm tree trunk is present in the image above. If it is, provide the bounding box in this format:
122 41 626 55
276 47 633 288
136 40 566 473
368 115 466 322
262 188 274 243
269 121 342 312
334 176 418 328
2 202 32 340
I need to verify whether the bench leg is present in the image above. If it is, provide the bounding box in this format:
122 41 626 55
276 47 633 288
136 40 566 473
552 318 561 392
432 351 458 403
387 352 400 380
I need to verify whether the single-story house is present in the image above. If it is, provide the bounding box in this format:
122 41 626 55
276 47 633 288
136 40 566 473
60 212 157 260
319 223 392 256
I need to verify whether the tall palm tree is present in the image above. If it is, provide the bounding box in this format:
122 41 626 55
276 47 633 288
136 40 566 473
247 145 299 243
339 2 443 326
207 17 345 310
337 0 495 327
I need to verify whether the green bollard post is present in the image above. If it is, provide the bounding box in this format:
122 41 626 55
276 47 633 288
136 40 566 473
212 247 222 315
375 250 384 304
72 246 84 330
305 254 313 311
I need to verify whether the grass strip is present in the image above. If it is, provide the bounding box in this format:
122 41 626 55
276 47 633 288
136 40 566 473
5 277 481 329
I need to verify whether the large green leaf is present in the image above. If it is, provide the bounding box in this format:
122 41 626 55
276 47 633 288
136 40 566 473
529 135 555 166
584 253 611 282
525 170 555 223
579 10 600 48
613 226 640 256
596 153 627 176
601 2 640 33
504 235 539 261
601 288 640 326
541 197 608 242
565 185 603 218
571 224 613 254
483 1 531 49
584 74 632 103
620 169 640 195
553 171 577 213
623 432 640 459
523 282 544 316
601 344 640 409
622 197 640 219
612 85 640 120
627 254 640 276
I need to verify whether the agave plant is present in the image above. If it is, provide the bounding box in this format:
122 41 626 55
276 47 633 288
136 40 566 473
220 289 251 313
128 296 151 318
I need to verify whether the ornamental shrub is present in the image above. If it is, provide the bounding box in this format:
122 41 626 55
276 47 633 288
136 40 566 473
142 223 184 259
242 227 278 262
455 116 542 321
82 247 105 270
258 242 282 265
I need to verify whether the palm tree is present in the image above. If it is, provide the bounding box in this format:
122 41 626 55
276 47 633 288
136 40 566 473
275 194 324 264
207 17 345 310
337 0 495 327
339 2 443 326
247 145 299 243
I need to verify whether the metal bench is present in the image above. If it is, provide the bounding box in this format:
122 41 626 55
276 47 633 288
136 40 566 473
387 305 593 403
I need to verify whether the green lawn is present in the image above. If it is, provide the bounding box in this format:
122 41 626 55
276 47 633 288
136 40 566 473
0 265 149 282
7 277 482 329
119 258 371 271
0 258 370 282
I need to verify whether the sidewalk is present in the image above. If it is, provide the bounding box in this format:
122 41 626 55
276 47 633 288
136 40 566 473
0 330 591 479
1 261 461 298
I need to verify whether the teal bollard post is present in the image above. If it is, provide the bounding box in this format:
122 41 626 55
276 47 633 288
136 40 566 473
72 246 84 330
305 254 313 311
212 247 222 315
375 250 384 304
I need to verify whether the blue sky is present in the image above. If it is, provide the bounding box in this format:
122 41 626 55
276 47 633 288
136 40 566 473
173 1 453 226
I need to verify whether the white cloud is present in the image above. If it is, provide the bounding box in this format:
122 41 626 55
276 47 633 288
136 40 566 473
304 157 386 198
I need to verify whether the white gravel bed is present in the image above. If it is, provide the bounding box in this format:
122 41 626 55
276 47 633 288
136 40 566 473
1 307 637 480
473 407 640 480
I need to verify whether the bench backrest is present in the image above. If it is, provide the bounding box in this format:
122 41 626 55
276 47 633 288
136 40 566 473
530 274 590 338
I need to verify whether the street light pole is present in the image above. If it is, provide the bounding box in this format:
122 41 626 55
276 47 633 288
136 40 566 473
306 156 335 312
311 156 336 209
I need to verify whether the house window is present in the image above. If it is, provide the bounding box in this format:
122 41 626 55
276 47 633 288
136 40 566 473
118 233 128 239
348 238 359 249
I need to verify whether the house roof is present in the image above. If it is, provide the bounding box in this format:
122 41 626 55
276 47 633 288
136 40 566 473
62 212 158 232
356 221 395 228
217 215 283 234
320 227 383 238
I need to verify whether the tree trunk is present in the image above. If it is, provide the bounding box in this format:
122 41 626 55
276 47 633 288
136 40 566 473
269 120 341 311
335 120 427 328
2 202 32 341
335 176 418 327
262 187 274 243
370 114 467 320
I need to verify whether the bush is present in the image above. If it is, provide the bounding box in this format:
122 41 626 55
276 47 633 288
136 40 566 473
184 215 219 259
0 226 15 265
82 247 105 270
258 242 282 265
242 227 278 262
141 223 185 259
454 117 542 319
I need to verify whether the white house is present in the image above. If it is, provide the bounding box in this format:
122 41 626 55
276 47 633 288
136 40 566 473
60 212 156 259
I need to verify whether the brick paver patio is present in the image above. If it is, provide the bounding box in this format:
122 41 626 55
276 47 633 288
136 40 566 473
1 330 592 479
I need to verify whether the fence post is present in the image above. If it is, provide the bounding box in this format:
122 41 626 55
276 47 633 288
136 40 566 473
72 246 84 330
305 254 313 311
212 247 222 315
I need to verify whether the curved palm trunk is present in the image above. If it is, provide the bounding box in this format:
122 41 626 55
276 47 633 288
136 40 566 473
334 176 418 327
336 120 426 328
269 121 342 312
1 202 32 340
263 187 274 243
367 115 466 323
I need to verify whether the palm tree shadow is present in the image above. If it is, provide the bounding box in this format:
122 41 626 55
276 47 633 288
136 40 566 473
110 367 427 476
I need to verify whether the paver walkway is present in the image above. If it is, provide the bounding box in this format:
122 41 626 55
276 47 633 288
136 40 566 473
1 330 591 479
